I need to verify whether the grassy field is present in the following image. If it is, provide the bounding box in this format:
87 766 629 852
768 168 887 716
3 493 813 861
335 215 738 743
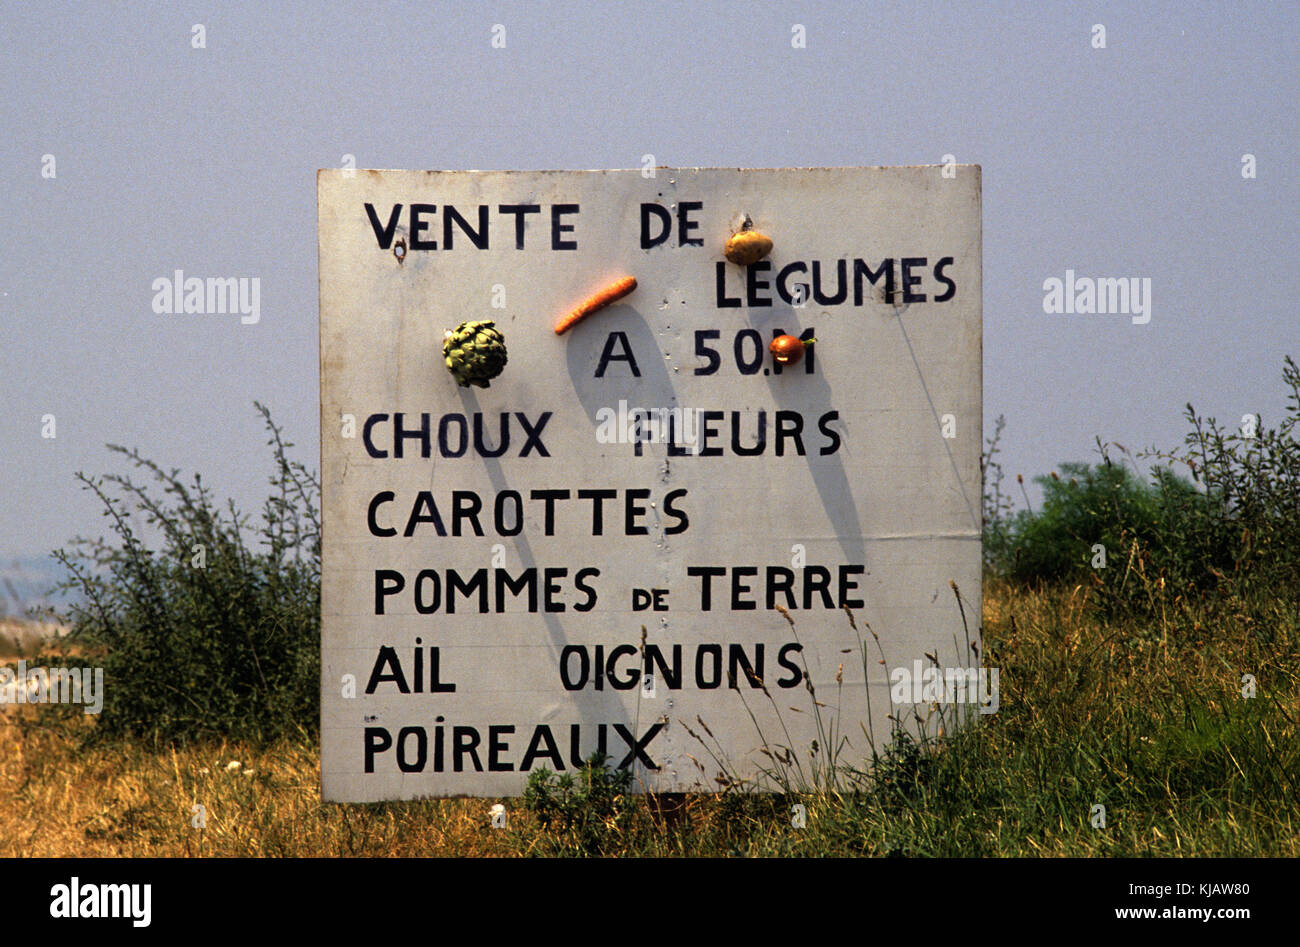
3 577 1296 858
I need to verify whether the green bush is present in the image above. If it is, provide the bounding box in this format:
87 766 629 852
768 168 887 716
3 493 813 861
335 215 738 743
52 403 320 746
985 356 1300 619
1006 461 1164 584
1152 355 1300 597
522 752 635 854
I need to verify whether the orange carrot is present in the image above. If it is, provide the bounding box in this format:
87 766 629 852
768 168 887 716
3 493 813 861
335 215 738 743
555 276 637 335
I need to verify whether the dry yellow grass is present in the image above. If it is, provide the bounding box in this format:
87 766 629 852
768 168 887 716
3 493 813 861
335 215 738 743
0 618 70 659
0 715 532 857
4 579 1296 857
0 715 761 856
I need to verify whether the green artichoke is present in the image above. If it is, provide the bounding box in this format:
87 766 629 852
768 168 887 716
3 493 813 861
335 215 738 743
443 320 508 388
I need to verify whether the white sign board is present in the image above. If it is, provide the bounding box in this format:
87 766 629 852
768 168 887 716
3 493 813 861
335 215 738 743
318 166 982 801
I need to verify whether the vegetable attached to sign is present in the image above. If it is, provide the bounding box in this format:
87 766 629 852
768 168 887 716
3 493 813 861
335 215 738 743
769 333 814 365
443 320 508 388
554 275 638 335
723 216 773 265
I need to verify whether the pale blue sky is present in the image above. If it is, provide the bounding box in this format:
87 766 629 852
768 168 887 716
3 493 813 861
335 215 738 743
2 1 1297 562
